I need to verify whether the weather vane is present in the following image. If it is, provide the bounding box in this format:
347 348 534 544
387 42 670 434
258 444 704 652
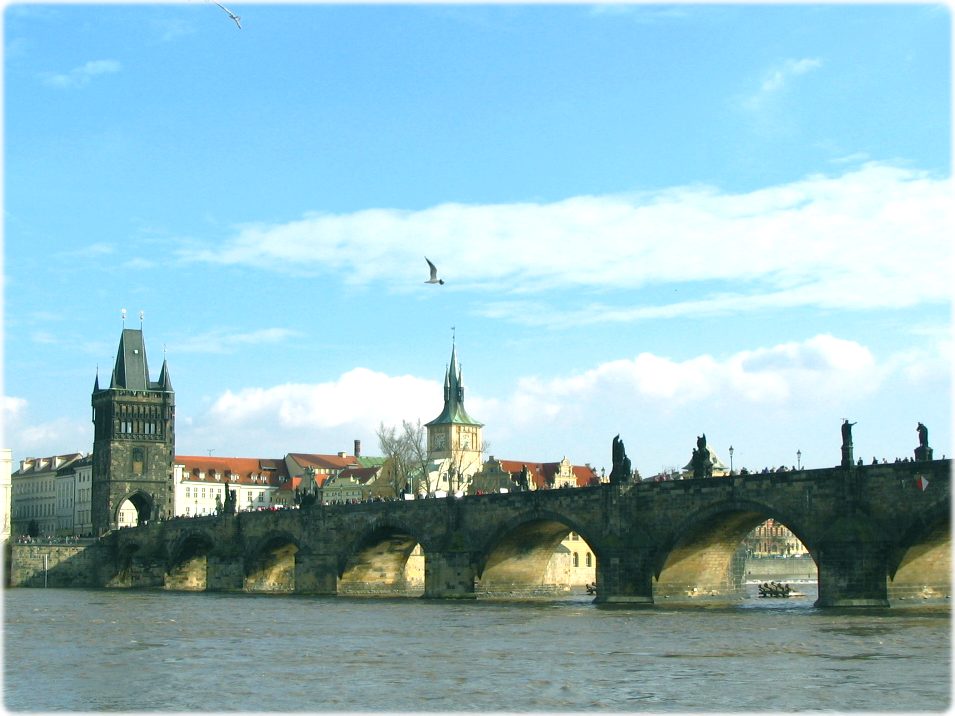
121 308 127 325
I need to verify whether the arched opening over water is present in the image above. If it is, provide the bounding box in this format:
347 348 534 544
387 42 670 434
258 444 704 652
166 532 214 591
245 533 298 593
655 508 814 602
887 516 950 604
338 525 423 597
476 517 598 598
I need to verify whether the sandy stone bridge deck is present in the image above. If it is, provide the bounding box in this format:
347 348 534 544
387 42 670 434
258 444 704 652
11 460 950 607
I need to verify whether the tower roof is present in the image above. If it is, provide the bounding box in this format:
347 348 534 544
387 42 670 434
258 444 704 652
106 328 170 392
426 344 483 428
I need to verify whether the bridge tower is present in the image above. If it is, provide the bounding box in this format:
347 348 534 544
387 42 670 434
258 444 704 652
425 343 484 492
91 326 175 535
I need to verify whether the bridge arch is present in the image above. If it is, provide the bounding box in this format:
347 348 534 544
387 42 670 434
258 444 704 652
473 509 609 597
244 530 300 593
165 530 216 591
887 500 951 603
653 498 815 601
337 518 428 596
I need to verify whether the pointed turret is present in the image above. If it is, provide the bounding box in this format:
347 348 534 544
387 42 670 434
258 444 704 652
158 358 173 392
427 343 482 429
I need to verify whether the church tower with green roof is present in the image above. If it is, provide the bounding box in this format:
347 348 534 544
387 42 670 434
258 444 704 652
425 343 484 489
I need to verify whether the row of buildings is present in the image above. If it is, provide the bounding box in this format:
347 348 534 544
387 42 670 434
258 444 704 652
8 447 603 529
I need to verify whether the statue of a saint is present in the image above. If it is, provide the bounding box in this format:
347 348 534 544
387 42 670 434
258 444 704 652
840 419 857 468
609 435 631 484
841 420 856 447
518 464 530 491
915 422 933 462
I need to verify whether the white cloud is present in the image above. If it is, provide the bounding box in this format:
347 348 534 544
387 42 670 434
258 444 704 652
501 334 880 413
2 396 90 460
204 367 442 430
181 163 952 325
41 59 122 89
173 327 303 354
3 396 28 420
741 57 823 111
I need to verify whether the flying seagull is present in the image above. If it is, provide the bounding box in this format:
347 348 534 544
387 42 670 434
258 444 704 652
425 257 444 285
213 1 242 28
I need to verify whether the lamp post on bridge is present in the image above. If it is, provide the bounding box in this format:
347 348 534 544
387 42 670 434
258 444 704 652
797 450 802 470
729 446 734 475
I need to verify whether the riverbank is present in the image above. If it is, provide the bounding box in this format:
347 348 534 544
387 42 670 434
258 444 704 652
745 556 816 581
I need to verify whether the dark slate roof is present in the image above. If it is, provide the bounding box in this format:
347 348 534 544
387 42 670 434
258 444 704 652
107 328 171 392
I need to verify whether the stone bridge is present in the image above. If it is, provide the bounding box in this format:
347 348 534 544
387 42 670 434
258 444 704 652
32 460 951 607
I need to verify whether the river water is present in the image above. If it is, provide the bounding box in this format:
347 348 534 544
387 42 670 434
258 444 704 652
3 584 950 712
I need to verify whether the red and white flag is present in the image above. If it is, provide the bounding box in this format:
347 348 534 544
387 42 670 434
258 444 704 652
916 475 930 491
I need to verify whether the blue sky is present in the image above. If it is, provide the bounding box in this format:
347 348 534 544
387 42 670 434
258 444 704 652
3 2 952 477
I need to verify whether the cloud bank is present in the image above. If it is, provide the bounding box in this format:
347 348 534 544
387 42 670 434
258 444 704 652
41 59 122 88
180 164 952 325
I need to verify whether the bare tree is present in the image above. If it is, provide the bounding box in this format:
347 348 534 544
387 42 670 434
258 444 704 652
378 419 439 497
399 420 427 496
377 422 413 497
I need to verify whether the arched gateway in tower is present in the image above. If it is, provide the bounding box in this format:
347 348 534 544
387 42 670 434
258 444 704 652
91 327 175 535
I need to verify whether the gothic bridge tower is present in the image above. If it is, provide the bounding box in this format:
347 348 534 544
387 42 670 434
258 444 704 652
91 327 175 535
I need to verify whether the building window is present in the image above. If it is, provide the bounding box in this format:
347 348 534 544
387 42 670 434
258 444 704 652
573 552 579 568
586 553 592 568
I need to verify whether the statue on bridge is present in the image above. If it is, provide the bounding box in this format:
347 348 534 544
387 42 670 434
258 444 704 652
608 434 632 484
516 464 530 492
915 422 934 462
222 486 237 516
691 433 713 479
840 419 857 468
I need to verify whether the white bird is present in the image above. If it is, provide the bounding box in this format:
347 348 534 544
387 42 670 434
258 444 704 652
213 1 242 28
424 257 444 285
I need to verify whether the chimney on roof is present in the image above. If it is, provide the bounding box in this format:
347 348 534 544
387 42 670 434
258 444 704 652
354 439 361 459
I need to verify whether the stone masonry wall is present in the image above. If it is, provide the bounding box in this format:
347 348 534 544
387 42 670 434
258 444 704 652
9 543 109 588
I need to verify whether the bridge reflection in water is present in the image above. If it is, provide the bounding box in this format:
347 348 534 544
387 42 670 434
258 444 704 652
13 459 949 608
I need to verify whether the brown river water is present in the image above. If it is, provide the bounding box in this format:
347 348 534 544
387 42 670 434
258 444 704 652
3 583 950 712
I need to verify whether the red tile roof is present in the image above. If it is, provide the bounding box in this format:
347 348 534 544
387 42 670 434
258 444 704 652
175 456 289 486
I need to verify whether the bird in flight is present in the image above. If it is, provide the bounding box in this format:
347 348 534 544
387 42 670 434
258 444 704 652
213 1 242 28
425 257 444 285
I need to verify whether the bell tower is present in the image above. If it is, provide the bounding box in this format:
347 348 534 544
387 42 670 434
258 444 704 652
425 342 483 491
91 322 175 534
